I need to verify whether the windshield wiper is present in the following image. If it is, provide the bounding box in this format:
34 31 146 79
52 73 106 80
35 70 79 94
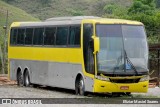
113 49 123 75
124 50 138 75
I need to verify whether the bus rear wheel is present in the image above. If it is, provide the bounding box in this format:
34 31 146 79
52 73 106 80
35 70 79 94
75 77 85 95
24 71 30 87
17 71 23 86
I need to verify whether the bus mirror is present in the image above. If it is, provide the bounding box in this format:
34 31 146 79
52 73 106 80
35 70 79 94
94 37 100 54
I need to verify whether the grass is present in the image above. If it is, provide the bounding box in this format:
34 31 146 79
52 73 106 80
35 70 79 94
5 0 133 20
0 0 39 74
0 0 39 44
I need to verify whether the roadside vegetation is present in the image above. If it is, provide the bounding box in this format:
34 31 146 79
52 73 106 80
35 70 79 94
103 0 160 43
3 0 133 20
0 0 39 73
3 0 160 43
0 0 39 46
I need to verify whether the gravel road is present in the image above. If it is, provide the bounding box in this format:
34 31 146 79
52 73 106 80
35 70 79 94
132 87 160 97
0 76 160 106
0 85 84 98
0 84 160 107
0 85 160 98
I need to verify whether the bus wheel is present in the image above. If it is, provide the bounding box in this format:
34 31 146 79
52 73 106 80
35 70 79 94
76 77 85 95
24 71 30 87
17 71 23 86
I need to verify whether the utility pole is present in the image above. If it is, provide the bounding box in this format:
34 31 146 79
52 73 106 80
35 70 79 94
0 30 2 74
0 45 5 74
3 10 8 74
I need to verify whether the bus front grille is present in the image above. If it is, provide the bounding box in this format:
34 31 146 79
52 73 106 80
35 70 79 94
110 78 140 83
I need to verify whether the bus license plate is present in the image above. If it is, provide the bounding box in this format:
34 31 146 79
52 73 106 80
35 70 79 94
120 86 129 90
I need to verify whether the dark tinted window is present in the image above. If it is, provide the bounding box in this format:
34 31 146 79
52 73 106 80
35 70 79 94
33 28 44 45
17 28 25 45
25 28 33 45
56 27 68 45
83 24 94 74
44 27 56 45
10 29 17 45
68 26 80 46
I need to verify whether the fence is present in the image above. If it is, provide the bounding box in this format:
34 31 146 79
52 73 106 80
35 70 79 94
149 43 160 86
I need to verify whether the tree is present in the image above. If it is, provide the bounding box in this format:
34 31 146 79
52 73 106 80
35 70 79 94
66 8 84 16
128 0 156 15
103 4 117 14
39 0 52 6
2 0 13 3
127 0 159 38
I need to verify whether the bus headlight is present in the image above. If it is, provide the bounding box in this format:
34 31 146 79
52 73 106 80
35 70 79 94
95 75 110 81
139 75 149 82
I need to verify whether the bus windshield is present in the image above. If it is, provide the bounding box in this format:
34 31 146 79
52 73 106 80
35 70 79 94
96 24 148 75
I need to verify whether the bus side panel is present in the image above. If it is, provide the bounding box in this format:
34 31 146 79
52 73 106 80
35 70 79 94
48 63 82 89
9 59 17 81
30 61 48 85
9 59 83 90
17 60 80 89
84 76 94 92
9 59 48 85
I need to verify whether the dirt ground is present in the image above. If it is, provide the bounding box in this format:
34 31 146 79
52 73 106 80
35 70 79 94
0 75 16 86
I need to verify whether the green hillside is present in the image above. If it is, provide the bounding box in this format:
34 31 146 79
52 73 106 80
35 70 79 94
4 0 133 20
1 0 160 42
0 0 39 73
0 0 39 43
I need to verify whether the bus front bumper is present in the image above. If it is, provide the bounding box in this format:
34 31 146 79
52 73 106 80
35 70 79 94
93 79 148 93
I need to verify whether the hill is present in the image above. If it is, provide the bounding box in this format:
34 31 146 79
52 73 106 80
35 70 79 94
4 0 133 20
0 0 39 73
0 0 39 40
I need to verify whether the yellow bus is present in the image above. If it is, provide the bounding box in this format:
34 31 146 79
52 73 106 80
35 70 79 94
8 16 149 95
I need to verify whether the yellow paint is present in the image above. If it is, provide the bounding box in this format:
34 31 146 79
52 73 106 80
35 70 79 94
81 18 147 93
8 25 12 79
93 37 100 54
8 47 82 63
94 79 148 93
83 18 143 25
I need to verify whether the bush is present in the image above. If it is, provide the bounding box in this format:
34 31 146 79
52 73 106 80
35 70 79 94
103 4 117 14
66 8 84 16
127 0 160 39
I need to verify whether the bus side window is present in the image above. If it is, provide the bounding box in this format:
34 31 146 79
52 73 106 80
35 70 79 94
44 27 56 45
33 28 44 45
17 28 25 45
68 26 80 46
25 28 33 45
56 27 68 46
10 29 17 45
83 24 94 74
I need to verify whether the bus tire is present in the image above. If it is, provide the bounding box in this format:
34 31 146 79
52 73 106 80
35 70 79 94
24 70 30 87
17 71 23 86
75 76 85 95
126 92 131 96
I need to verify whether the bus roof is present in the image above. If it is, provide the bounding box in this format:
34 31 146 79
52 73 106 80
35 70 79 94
45 16 100 21
10 16 143 27
85 18 143 25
